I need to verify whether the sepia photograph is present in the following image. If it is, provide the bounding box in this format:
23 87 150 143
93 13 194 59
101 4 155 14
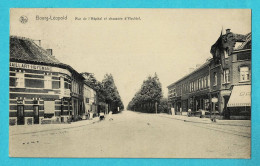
9 8 251 158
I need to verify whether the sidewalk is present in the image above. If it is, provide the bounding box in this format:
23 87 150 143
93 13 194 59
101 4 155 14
157 114 251 127
10 117 100 136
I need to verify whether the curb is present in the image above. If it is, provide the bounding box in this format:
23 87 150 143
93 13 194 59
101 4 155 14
158 115 251 127
10 117 101 136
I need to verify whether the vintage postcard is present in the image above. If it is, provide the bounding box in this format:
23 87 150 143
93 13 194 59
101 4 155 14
9 8 251 158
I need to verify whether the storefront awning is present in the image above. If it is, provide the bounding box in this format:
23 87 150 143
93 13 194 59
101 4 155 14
227 85 251 107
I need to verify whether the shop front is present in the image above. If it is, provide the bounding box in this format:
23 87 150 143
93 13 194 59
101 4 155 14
227 85 251 120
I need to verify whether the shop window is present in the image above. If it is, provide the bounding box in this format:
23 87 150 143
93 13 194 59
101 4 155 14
213 72 217 86
52 81 60 89
44 101 55 118
223 69 230 83
25 79 44 88
240 66 250 82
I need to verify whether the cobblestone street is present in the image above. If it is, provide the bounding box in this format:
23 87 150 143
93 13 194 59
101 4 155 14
9 111 251 158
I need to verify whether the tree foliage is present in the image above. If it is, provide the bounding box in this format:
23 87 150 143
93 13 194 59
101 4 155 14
127 73 163 113
102 74 124 113
83 73 124 113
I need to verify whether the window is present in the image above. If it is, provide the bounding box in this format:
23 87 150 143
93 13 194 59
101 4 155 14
208 75 210 87
205 76 207 88
198 78 201 89
10 77 17 87
64 82 70 89
25 79 44 88
223 69 230 83
52 81 60 89
240 66 250 81
224 50 229 59
213 72 217 86
16 72 24 88
237 53 251 61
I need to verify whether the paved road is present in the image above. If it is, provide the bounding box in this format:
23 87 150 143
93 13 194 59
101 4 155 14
9 111 250 158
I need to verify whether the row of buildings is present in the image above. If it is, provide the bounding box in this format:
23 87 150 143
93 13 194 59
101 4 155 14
9 36 107 125
167 29 251 120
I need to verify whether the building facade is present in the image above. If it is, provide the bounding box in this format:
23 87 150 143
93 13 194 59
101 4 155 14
168 30 251 119
82 84 97 119
168 61 211 116
9 36 85 125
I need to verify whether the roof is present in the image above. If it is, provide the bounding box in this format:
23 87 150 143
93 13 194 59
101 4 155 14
10 36 61 64
235 32 251 50
10 36 85 80
167 58 212 88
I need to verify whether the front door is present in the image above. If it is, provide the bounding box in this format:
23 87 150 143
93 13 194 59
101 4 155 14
33 105 39 124
17 105 24 125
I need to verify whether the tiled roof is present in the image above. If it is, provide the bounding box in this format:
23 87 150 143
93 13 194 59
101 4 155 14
10 36 61 64
236 32 251 50
167 58 213 88
10 36 85 80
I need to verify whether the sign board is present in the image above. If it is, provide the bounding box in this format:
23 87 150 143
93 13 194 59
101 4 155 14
10 62 52 71
10 62 72 76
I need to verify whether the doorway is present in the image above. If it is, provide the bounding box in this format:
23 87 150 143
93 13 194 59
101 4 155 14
33 105 39 124
17 105 24 125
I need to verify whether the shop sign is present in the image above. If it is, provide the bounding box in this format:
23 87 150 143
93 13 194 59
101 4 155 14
10 62 51 71
10 62 72 76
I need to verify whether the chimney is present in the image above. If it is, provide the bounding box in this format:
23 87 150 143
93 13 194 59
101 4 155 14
46 49 53 56
226 29 231 34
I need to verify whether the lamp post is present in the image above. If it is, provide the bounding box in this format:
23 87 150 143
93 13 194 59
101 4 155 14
211 97 218 122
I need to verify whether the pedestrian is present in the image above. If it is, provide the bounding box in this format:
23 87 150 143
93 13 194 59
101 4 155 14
188 109 191 117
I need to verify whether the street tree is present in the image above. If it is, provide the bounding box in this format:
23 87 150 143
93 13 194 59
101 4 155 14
127 73 163 113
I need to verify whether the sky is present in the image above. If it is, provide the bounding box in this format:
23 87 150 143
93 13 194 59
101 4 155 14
10 9 251 108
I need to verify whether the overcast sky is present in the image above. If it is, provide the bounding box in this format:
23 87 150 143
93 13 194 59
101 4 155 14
10 9 251 107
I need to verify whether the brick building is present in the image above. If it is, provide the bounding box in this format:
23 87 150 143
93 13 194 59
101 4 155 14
9 36 85 125
168 30 251 119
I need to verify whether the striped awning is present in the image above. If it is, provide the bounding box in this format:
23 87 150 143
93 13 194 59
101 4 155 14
227 85 251 107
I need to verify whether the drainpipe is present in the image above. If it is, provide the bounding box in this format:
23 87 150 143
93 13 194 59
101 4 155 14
208 63 212 118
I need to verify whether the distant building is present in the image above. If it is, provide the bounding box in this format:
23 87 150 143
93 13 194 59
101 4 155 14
9 36 84 125
82 82 97 119
167 30 251 120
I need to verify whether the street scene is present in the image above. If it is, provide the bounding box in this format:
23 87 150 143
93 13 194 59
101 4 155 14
9 9 251 158
10 111 250 158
